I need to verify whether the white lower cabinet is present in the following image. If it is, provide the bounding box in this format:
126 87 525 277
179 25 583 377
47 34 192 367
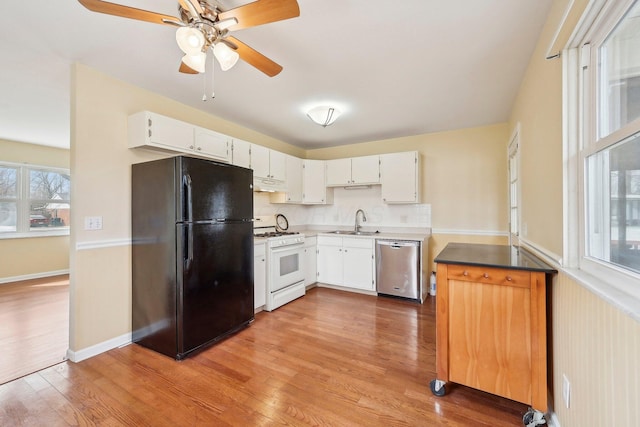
304 236 317 286
254 242 266 310
317 236 375 291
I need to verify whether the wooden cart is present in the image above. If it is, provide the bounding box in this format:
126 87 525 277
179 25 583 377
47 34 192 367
431 243 556 426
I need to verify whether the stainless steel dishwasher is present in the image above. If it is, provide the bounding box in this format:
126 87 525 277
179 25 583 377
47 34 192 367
376 240 420 299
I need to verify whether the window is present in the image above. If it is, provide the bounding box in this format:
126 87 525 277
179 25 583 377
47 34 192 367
0 162 70 237
568 0 640 299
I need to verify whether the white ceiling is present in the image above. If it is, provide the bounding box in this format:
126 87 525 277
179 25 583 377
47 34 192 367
0 0 552 150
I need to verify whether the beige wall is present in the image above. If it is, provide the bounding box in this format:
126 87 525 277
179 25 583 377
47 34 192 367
307 123 510 234
69 63 304 351
0 139 70 280
509 0 640 425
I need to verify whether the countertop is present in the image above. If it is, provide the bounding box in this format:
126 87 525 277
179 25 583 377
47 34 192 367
253 228 430 245
300 229 429 242
434 243 557 273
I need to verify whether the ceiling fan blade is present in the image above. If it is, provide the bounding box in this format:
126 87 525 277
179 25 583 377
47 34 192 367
78 0 179 25
218 0 300 31
178 0 203 18
226 36 283 77
179 61 199 74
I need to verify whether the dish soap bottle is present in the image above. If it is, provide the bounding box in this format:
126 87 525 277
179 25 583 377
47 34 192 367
429 271 436 297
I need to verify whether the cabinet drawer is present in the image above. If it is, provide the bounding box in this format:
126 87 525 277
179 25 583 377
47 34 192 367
447 265 530 288
318 236 342 246
254 242 266 257
343 237 373 249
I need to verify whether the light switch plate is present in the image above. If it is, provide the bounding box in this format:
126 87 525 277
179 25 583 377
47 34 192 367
84 216 103 230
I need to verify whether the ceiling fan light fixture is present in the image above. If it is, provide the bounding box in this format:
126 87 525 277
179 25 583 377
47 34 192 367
215 17 239 31
213 42 240 71
181 52 206 73
307 106 341 127
176 26 205 55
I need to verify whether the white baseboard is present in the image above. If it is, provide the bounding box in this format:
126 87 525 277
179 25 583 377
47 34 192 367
0 269 69 285
66 332 132 363
548 411 560 427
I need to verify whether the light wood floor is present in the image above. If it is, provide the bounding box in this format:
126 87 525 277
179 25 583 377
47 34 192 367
0 275 69 385
0 287 528 426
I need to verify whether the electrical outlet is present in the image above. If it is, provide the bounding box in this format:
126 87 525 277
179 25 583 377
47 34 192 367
84 216 103 230
562 374 571 409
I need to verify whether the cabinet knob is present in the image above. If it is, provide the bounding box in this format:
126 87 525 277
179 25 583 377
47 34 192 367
483 273 489 278
506 275 512 281
463 271 468 276
197 147 202 151
189 145 194 149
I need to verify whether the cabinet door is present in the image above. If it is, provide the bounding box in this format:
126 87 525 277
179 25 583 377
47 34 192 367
325 158 352 186
194 127 230 162
302 159 328 204
147 112 194 151
251 144 270 179
351 155 380 184
317 237 343 285
304 237 317 286
284 155 303 203
342 238 375 290
232 139 251 169
381 151 419 203
254 244 266 309
269 150 287 181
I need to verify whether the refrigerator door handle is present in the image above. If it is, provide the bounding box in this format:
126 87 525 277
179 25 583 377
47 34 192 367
184 225 194 273
183 173 193 223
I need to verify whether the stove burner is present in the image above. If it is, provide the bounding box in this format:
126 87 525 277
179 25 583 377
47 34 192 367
254 231 299 238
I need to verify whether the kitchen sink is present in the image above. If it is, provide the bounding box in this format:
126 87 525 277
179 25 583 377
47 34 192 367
328 230 378 236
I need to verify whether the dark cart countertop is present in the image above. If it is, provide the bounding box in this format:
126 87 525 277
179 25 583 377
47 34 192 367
434 243 557 273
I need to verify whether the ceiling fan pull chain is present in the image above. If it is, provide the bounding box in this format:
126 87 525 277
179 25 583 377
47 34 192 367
211 52 215 99
202 66 207 102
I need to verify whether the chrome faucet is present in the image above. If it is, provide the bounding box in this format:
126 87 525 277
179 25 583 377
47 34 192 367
354 209 367 233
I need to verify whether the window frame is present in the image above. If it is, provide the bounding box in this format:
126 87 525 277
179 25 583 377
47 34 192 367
0 161 70 239
565 0 640 305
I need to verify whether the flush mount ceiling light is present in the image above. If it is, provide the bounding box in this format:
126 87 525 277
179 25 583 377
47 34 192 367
307 106 342 127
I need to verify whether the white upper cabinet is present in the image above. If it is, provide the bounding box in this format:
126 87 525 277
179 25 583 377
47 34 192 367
231 138 251 169
380 151 421 204
128 111 230 162
303 159 331 204
251 144 286 181
326 155 380 186
269 150 286 181
283 155 303 203
351 155 380 184
251 144 270 178
325 158 352 186
129 111 193 151
193 127 230 162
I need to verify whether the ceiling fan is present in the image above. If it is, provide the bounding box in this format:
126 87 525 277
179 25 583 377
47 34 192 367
77 0 300 76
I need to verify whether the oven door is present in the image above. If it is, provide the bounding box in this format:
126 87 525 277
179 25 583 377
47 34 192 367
269 243 305 292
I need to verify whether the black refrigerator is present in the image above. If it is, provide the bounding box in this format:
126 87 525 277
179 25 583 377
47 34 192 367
131 156 254 360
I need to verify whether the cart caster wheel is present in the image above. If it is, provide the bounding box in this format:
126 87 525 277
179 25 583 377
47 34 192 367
429 379 446 397
523 408 546 427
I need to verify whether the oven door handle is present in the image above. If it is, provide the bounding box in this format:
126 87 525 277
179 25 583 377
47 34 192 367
270 242 305 252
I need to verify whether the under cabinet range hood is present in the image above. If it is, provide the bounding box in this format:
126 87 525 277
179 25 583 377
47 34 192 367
253 177 287 192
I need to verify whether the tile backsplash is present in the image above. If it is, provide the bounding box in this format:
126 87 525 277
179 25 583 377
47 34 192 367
254 186 430 229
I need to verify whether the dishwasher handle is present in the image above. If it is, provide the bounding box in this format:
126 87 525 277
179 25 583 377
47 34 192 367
376 240 419 249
